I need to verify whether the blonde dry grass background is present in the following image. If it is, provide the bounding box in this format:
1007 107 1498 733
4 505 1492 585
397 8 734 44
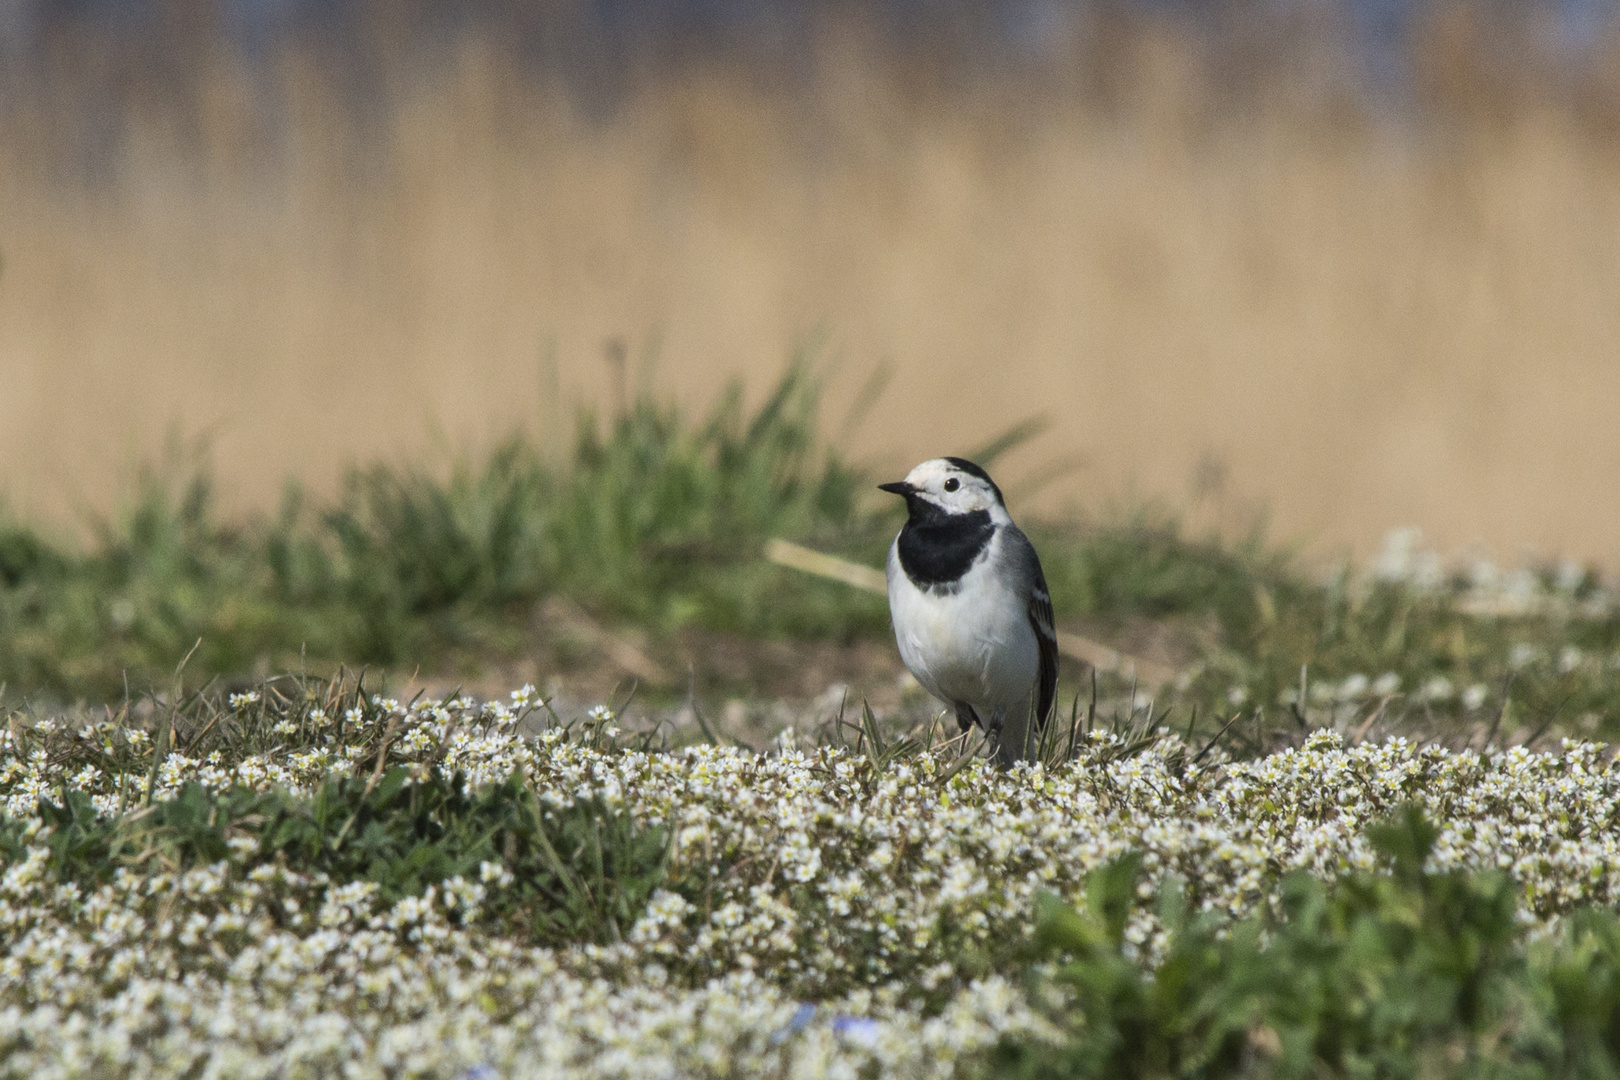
3 19 1620 566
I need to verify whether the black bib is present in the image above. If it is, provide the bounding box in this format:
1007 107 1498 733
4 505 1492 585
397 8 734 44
896 505 995 589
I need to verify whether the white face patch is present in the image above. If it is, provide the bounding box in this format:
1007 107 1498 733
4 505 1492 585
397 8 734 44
903 458 1002 516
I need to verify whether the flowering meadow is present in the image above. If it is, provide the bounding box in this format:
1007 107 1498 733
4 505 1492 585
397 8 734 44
1 675 1619 1078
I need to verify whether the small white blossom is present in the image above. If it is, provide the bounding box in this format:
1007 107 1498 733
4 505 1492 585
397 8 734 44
1510 643 1541 670
1420 676 1455 702
1336 674 1369 701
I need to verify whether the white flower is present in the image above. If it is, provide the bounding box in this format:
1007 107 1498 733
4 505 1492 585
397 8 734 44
1373 527 1438 587
479 861 515 888
1420 677 1454 702
5 678 1620 1077
1509 643 1541 670
1462 683 1490 711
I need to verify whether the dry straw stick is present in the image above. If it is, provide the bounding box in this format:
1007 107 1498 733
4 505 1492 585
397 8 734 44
763 538 1179 689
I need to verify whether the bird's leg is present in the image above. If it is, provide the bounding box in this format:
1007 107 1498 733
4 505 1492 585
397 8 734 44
984 709 1006 760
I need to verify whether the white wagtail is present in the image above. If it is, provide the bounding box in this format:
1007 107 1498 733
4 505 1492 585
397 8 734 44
879 457 1057 765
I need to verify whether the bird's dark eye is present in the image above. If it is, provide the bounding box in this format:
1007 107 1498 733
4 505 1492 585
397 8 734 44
943 477 960 492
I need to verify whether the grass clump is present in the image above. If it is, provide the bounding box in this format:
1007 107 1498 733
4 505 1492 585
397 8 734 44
0 364 893 699
5 773 674 948
1037 506 1620 750
294 365 885 655
993 805 1620 1080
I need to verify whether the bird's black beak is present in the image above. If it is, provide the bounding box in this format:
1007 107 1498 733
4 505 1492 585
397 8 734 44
878 481 913 496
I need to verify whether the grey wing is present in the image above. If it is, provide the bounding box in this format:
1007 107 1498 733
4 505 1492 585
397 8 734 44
1004 525 1058 732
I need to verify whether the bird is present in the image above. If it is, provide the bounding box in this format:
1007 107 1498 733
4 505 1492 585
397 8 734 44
879 457 1057 766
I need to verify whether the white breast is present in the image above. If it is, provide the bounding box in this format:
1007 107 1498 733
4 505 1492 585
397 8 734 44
886 531 1039 712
